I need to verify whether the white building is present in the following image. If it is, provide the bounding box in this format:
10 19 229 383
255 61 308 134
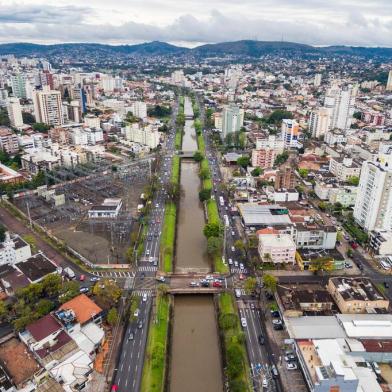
131 101 147 120
324 84 357 130
10 73 27 98
33 87 63 126
88 198 122 219
0 232 31 266
171 70 185 85
258 230 296 264
329 157 361 182
255 135 285 153
313 73 322 87
354 159 392 231
309 108 330 139
84 115 100 129
221 105 244 139
281 119 300 148
324 130 346 145
386 70 392 91
6 97 23 129
125 123 160 149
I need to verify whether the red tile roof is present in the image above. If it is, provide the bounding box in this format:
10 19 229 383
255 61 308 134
361 339 392 353
26 314 61 342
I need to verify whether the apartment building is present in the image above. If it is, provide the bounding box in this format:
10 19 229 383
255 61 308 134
32 87 63 126
258 229 296 264
329 157 361 182
0 127 19 154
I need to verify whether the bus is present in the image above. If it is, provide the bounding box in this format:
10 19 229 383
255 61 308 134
224 214 230 227
219 196 225 206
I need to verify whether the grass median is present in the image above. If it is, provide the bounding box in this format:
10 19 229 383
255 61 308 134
141 293 170 392
218 292 252 392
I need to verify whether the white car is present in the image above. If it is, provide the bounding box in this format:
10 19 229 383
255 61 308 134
239 263 244 270
134 309 140 317
241 317 247 328
228 258 233 265
286 362 298 370
205 275 214 281
231 246 235 252
234 261 239 267
262 377 268 388
142 293 147 302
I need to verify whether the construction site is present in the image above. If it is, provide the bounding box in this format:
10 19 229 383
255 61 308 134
12 157 154 265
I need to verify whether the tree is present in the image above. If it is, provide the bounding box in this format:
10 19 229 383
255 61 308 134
274 151 289 166
92 279 122 308
244 277 257 294
203 222 221 238
263 274 278 293
107 308 118 326
199 167 210 180
32 123 50 133
0 225 6 242
165 182 181 203
219 313 237 330
207 236 222 256
251 167 263 177
265 110 293 125
193 151 204 162
236 156 250 169
234 239 246 254
41 274 62 297
298 168 309 178
0 300 7 321
311 257 332 273
198 188 211 202
0 108 10 127
35 299 54 317
347 176 360 186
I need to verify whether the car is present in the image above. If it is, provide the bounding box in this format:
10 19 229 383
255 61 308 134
134 309 140 317
345 263 353 269
231 246 235 252
241 317 247 328
231 230 235 236
90 276 100 282
265 292 274 300
156 276 166 283
350 241 358 249
344 235 350 241
128 332 134 340
205 275 214 281
79 287 89 293
286 362 298 370
239 273 245 280
189 281 199 287
285 354 297 362
235 289 241 298
213 281 222 288
239 263 244 270
234 261 239 267
154 232 159 237
250 303 255 309
273 324 284 331
272 319 282 325
201 281 210 288
270 310 280 318
138 321 143 329
146 250 150 255
142 293 147 302
372 362 381 376
155 203 159 208
228 258 233 265
79 275 85 281
262 377 268 388
111 385 119 391
258 334 265 345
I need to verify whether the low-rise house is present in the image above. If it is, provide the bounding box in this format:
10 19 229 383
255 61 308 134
88 198 122 219
258 229 296 264
328 277 389 314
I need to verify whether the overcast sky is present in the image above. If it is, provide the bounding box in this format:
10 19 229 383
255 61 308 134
1 0 392 47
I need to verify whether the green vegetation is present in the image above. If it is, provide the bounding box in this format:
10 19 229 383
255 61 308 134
274 151 289 166
264 109 293 125
0 150 21 170
298 168 309 178
0 108 10 127
237 156 250 169
250 167 262 177
343 219 368 245
347 176 360 186
218 293 252 392
141 293 170 392
175 96 185 149
263 274 278 293
160 203 176 273
106 308 118 326
193 151 204 162
147 105 172 118
32 123 50 133
92 278 122 308
0 224 5 242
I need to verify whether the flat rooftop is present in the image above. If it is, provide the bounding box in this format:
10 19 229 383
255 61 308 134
16 253 57 282
238 203 292 226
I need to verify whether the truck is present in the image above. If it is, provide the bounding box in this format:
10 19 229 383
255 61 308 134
219 196 225 207
64 267 75 280
224 214 230 227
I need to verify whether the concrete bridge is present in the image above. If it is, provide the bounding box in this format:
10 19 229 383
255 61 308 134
177 151 196 158
168 287 223 295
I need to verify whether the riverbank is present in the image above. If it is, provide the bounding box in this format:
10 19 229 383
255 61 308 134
218 292 252 392
140 293 171 392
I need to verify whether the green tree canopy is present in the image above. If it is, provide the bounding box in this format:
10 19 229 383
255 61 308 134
207 236 222 256
251 167 263 177
107 307 118 326
263 274 278 293
203 222 221 238
198 188 211 202
236 156 250 169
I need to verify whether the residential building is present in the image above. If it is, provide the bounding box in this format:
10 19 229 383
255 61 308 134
362 111 385 126
294 224 337 250
84 115 100 129
369 230 392 255
324 84 357 130
0 127 19 154
221 104 244 139
313 73 322 87
329 156 361 181
125 123 160 149
309 107 330 138
33 87 63 126
324 129 346 145
213 113 222 130
274 166 296 190
328 277 389 313
255 135 284 153
11 73 27 98
0 232 31 266
0 88 9 107
6 98 23 129
258 229 296 264
354 159 392 231
131 101 147 120
0 162 23 185
171 70 185 85
386 70 392 91
251 148 276 169
328 186 358 207
281 119 300 148
21 147 61 174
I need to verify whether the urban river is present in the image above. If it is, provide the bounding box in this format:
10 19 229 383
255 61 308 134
169 99 223 392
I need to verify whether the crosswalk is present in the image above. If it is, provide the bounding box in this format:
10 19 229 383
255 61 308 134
230 267 248 274
132 289 154 297
138 266 158 272
94 271 135 278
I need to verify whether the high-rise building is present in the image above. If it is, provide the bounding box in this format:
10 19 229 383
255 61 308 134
281 119 300 148
0 89 9 107
33 87 63 126
309 107 330 138
171 70 185 85
354 159 392 232
387 70 392 91
131 101 147 120
314 73 322 87
221 105 244 139
324 84 357 130
6 98 23 129
39 70 54 90
11 73 27 99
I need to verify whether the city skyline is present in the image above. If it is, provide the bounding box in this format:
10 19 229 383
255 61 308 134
0 0 392 47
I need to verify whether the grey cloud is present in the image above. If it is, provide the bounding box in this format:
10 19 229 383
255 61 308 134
0 7 391 47
0 4 91 24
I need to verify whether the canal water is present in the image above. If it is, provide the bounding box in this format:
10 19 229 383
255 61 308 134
169 100 223 392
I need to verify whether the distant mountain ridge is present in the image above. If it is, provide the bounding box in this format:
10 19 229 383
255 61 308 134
0 40 391 59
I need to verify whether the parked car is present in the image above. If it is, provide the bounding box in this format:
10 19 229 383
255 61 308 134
134 309 140 317
79 275 85 282
213 281 222 288
90 276 100 282
286 362 298 370
156 276 166 283
79 287 89 294
271 310 280 318
142 293 147 302
272 319 283 325
241 317 247 328
189 281 199 287
201 281 210 288
285 353 297 362
273 324 283 331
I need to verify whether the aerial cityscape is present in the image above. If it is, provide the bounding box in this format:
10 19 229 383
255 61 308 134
0 1 392 392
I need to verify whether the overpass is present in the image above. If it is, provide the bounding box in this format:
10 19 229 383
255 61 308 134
168 287 223 295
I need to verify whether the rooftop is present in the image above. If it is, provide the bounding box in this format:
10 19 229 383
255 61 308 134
16 253 57 282
0 338 40 386
26 314 62 342
337 314 392 339
238 203 292 226
59 294 103 325
285 316 346 339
